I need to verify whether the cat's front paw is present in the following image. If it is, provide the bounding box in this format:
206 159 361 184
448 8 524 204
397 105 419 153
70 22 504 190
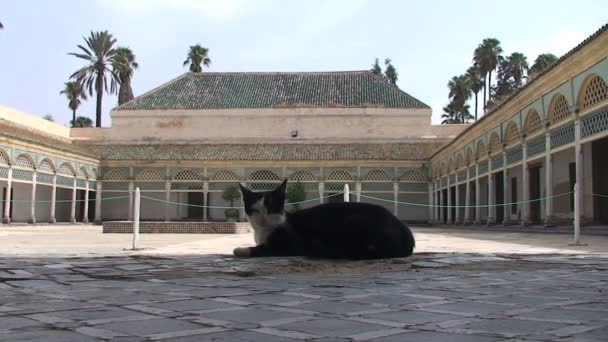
233 247 251 257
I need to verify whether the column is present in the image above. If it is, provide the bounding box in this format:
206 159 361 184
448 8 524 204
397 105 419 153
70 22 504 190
355 181 362 202
164 180 171 221
82 180 89 223
502 151 509 225
464 168 471 224
521 141 530 226
428 182 434 223
128 181 134 221
69 177 76 223
319 182 325 204
447 174 452 224
94 181 102 224
203 180 209 222
487 156 495 225
28 171 37 224
544 131 555 226
2 167 12 223
474 164 481 225
454 173 461 224
393 182 399 217
49 174 56 223
434 181 440 224
574 118 583 226
439 184 444 223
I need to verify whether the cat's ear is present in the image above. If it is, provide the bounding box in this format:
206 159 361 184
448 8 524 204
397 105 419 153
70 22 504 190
274 179 288 194
239 182 253 197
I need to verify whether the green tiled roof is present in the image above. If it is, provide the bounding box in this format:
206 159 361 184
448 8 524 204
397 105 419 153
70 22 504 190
115 71 430 110
88 142 445 161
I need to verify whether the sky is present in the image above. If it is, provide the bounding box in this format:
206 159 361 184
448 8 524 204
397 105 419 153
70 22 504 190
0 0 606 126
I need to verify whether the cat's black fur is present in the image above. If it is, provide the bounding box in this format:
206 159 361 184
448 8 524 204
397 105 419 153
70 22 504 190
234 180 415 259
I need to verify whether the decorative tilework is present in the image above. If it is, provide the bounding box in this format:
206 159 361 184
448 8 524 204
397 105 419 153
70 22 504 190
399 182 427 192
581 106 608 138
491 155 504 170
36 173 54 185
77 179 87 188
0 166 8 179
506 146 523 164
57 175 74 187
550 122 575 148
449 173 456 184
527 135 546 157
457 170 467 182
478 160 489 175
468 166 476 178
12 169 33 181
103 222 251 234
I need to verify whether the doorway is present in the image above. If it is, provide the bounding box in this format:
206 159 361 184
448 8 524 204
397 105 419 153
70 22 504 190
2 187 13 220
187 192 204 220
593 138 608 224
529 165 541 224
495 171 504 223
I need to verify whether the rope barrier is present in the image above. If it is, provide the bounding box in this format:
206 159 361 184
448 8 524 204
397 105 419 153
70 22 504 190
0 195 129 203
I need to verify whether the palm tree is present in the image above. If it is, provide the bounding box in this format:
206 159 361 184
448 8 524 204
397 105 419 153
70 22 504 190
473 38 503 112
466 65 484 121
370 58 382 76
112 47 138 105
60 81 87 125
529 53 558 79
506 52 528 87
447 75 472 108
69 31 118 127
384 58 398 86
441 102 459 124
71 116 94 128
42 114 54 122
183 44 211 73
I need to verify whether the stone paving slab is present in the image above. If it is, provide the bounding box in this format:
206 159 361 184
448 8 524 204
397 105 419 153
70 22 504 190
0 252 607 341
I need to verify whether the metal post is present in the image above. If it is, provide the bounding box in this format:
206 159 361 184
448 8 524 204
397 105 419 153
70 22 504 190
344 184 350 202
164 181 171 222
355 182 361 202
319 182 325 204
133 187 141 250
393 182 399 217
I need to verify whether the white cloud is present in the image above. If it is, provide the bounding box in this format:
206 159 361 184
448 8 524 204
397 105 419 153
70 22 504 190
97 0 273 20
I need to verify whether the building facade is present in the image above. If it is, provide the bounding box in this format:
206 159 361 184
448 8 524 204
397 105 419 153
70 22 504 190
1 25 607 226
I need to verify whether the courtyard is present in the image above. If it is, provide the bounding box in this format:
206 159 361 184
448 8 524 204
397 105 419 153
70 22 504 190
1 225 607 341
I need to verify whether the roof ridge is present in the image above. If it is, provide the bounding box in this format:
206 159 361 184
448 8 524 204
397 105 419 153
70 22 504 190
367 71 431 109
188 70 371 75
113 73 191 111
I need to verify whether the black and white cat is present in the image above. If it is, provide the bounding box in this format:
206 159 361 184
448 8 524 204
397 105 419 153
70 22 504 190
233 180 415 259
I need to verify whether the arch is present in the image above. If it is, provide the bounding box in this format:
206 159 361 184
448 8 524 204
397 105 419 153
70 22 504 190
579 74 608 111
14 154 35 169
288 170 316 182
210 170 241 181
91 168 99 180
136 169 163 181
173 169 200 181
79 166 89 179
447 158 454 173
548 94 571 125
57 162 76 176
441 162 448 176
103 169 127 181
38 158 55 173
523 109 543 136
476 140 487 159
488 132 501 154
326 170 354 181
399 170 426 182
0 149 9 166
455 153 465 170
362 169 391 181
248 170 281 181
466 147 475 165
503 121 520 146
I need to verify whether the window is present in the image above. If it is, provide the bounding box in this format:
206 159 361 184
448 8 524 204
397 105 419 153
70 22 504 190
511 177 518 214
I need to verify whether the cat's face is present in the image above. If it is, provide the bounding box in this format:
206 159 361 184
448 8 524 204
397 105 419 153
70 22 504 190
239 180 287 230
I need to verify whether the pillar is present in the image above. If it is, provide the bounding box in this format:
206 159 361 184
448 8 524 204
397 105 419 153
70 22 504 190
164 180 171 222
128 181 134 221
435 181 440 223
487 156 495 225
521 141 530 226
355 181 362 202
439 183 444 223
574 118 583 226
2 167 12 223
474 164 481 225
502 151 509 225
28 171 37 224
69 177 77 224
393 182 399 217
94 181 102 224
454 173 461 224
82 180 89 223
319 182 325 204
203 180 209 222
49 174 56 224
464 168 471 224
428 182 434 223
447 174 452 224
544 131 555 226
